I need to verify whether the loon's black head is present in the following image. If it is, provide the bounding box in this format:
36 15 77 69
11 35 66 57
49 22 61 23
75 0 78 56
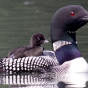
50 5 88 65
50 5 88 43
30 33 48 47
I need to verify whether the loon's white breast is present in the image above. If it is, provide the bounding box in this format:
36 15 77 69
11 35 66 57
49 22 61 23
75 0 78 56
69 57 88 72
52 57 88 73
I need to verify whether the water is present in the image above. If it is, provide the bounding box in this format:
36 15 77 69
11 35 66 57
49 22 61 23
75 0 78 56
0 0 88 88
0 72 88 88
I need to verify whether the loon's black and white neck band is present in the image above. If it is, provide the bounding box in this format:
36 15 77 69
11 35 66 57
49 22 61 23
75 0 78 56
53 40 77 51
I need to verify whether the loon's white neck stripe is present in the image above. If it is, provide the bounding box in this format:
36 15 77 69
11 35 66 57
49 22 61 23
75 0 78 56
53 41 77 51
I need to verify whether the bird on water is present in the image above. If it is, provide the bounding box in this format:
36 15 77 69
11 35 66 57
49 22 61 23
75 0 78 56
7 33 48 59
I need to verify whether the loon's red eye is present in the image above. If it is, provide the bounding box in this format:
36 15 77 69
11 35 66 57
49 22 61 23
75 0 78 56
71 12 75 16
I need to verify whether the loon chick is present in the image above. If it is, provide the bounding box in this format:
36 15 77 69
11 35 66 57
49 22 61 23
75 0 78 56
7 33 48 59
50 5 88 72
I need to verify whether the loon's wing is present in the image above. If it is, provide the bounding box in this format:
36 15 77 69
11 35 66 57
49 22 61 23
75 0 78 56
0 50 59 73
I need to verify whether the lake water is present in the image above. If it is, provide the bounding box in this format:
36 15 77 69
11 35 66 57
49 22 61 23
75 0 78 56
0 0 88 88
0 72 88 88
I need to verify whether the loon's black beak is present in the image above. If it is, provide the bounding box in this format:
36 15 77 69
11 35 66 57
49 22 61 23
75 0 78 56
82 15 88 21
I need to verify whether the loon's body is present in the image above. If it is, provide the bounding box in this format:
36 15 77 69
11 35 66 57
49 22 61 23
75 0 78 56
1 5 88 73
1 50 58 73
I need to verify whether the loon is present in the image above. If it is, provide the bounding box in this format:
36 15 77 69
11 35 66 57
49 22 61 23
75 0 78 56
50 5 88 73
1 5 88 73
7 33 48 59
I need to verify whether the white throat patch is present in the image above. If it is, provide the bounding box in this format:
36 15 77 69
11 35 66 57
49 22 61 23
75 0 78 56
53 41 77 51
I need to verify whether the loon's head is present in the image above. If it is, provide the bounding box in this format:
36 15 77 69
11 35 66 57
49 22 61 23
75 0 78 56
50 5 88 65
50 5 88 43
30 33 48 47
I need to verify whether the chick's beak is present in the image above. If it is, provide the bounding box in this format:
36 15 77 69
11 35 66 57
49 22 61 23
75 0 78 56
43 39 49 43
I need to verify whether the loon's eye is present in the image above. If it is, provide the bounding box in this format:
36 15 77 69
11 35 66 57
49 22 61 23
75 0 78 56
71 12 75 16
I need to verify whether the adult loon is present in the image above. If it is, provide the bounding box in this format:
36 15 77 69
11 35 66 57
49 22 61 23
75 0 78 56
1 5 88 73
7 33 48 59
50 5 88 73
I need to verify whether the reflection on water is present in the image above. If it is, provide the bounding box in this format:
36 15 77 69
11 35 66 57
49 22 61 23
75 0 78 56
0 72 88 88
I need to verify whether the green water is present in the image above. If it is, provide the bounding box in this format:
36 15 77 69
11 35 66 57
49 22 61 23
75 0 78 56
0 0 88 88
